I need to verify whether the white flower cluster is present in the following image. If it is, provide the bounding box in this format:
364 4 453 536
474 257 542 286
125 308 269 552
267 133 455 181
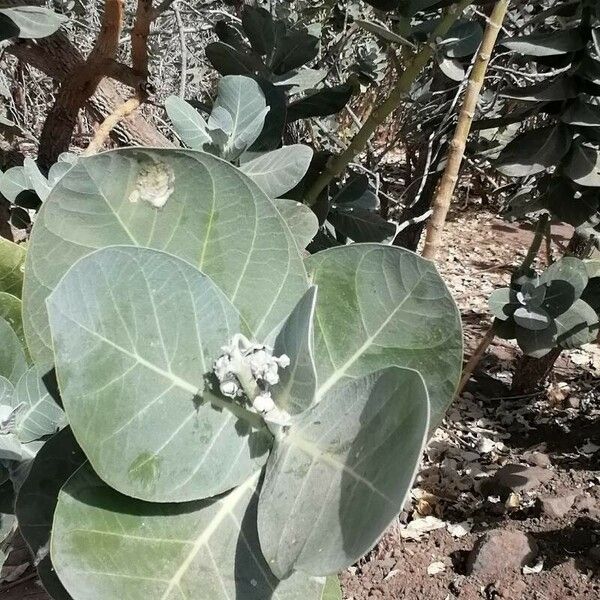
213 334 289 419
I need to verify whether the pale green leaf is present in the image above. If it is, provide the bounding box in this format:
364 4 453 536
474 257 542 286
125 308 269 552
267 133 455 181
12 365 67 443
0 237 26 297
556 299 598 349
213 75 270 159
273 286 318 414
0 292 24 348
0 316 26 385
165 96 211 149
52 466 325 600
239 145 313 198
0 376 13 406
0 6 66 39
23 148 308 365
305 244 462 431
47 246 271 502
275 199 318 251
321 577 342 600
258 367 429 577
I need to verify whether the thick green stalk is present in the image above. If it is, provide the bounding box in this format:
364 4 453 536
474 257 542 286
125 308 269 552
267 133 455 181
516 213 549 278
304 0 473 206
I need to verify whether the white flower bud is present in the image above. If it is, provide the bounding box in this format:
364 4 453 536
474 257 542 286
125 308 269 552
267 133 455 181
253 391 276 414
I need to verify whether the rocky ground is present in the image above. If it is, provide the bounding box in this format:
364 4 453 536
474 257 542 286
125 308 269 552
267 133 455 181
341 210 600 599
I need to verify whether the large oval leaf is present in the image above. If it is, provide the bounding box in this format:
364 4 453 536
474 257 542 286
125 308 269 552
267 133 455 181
258 367 429 577
47 246 271 502
240 146 313 198
0 316 27 385
275 200 318 251
52 466 325 600
23 148 308 365
305 244 461 430
0 6 66 40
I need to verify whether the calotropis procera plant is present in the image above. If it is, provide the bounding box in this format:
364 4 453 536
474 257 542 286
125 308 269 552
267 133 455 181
489 257 599 358
6 147 461 599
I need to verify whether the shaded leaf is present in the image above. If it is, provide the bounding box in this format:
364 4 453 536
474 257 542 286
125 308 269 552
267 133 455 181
443 21 483 58
16 427 85 599
501 28 586 56
47 246 271 503
354 19 415 48
328 206 395 242
495 125 572 177
516 322 557 358
273 287 318 415
272 30 319 75
564 141 600 187
561 100 600 127
501 77 576 101
540 257 588 316
542 178 599 227
333 175 377 210
206 42 265 76
258 367 429 577
287 84 353 122
241 5 275 55
251 79 287 152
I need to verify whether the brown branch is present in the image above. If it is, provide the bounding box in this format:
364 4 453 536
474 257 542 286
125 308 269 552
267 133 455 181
7 36 170 148
83 96 142 156
38 0 126 168
132 0 153 78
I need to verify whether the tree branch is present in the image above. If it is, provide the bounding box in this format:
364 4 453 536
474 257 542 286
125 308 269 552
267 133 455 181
38 0 126 168
421 0 510 260
303 0 473 207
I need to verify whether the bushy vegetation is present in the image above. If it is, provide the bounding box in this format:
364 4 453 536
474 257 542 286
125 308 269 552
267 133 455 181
0 0 598 598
